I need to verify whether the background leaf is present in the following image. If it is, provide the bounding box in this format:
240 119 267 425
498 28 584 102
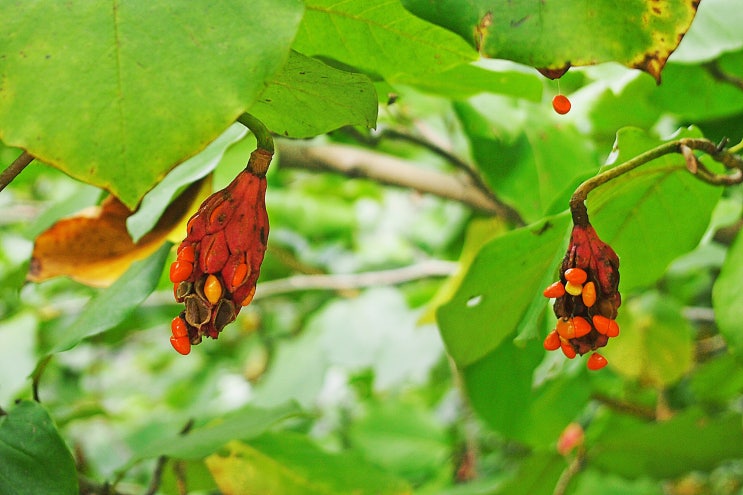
293 0 476 80
0 401 78 495
206 432 411 495
401 0 699 81
436 213 570 367
712 229 743 357
0 0 304 208
251 51 378 138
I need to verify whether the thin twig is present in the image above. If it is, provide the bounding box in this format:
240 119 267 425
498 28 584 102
343 127 526 226
277 139 511 217
143 419 194 495
703 60 743 92
0 150 34 193
553 451 584 495
254 260 457 299
570 138 743 226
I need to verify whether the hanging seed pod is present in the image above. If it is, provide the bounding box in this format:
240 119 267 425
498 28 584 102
542 220 621 370
167 147 271 354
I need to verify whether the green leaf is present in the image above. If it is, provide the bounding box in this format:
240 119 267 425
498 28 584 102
393 63 543 101
0 401 78 495
46 241 171 354
588 127 723 292
0 312 36 404
671 0 743 62
588 410 743 479
0 1 304 208
251 51 378 138
463 339 591 445
134 402 302 461
206 432 411 495
401 0 699 81
348 400 449 482
436 213 571 367
492 451 566 495
602 292 694 387
127 123 248 242
293 0 476 80
713 229 743 357
456 102 597 222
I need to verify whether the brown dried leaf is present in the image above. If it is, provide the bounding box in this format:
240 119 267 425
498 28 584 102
28 181 203 287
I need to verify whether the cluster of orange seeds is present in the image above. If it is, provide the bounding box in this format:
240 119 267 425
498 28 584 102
543 223 621 370
168 150 270 355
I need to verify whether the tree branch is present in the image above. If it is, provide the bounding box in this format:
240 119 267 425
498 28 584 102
276 139 524 223
254 260 457 299
0 150 34 193
703 60 743 92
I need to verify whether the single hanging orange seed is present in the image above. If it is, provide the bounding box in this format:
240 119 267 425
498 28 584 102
552 94 571 115
587 352 608 370
204 274 223 304
543 281 566 298
544 330 561 351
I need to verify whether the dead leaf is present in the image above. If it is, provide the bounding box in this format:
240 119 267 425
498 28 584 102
28 180 204 287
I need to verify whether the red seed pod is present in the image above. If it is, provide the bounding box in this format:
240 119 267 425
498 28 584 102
543 281 566 298
587 352 608 370
169 149 271 353
552 94 571 115
544 330 561 351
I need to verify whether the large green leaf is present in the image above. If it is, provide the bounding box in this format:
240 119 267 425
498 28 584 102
206 432 410 495
588 410 743 479
0 1 303 208
463 338 591 445
587 127 723 292
293 0 476 80
713 229 743 356
0 401 78 495
251 51 378 138
437 213 570 367
401 0 699 81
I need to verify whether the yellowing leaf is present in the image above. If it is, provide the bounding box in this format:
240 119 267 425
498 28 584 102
28 181 203 287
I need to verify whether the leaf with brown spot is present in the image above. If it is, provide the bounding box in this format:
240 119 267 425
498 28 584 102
402 0 701 82
28 181 204 287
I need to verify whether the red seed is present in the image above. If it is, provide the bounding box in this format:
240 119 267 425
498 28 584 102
587 352 608 370
582 281 596 307
543 281 565 298
240 285 256 307
232 263 250 289
561 342 577 359
592 315 619 337
169 261 193 284
552 94 571 115
544 330 561 351
171 316 189 338
564 268 587 284
572 316 592 338
170 335 191 355
555 318 574 339
177 244 195 263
